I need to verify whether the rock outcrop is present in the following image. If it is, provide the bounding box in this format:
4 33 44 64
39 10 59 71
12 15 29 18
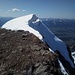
0 28 62 75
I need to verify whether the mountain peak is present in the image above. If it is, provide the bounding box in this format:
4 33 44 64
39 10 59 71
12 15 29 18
28 14 38 23
17 14 38 23
2 14 39 29
2 14 42 39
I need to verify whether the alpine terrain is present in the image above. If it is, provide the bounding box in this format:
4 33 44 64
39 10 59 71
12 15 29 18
1 14 75 75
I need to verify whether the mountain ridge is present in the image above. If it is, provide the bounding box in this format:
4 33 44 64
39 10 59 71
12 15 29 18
1 14 75 75
0 28 62 75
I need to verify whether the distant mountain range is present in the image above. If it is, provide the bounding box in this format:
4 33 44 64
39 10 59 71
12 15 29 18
40 18 75 48
0 17 75 28
40 18 75 28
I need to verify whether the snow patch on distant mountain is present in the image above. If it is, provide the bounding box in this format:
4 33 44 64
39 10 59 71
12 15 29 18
2 14 75 68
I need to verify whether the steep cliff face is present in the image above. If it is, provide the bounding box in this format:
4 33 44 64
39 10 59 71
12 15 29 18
0 28 62 75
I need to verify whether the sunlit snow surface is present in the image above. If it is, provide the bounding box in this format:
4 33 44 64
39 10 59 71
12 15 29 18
2 14 42 40
2 14 75 68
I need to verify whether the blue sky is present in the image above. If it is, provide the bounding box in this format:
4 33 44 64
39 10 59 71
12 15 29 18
0 0 75 19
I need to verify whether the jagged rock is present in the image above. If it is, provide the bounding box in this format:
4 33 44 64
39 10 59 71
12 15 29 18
0 28 65 75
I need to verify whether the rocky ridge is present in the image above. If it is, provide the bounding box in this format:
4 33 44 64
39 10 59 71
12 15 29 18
0 28 62 75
